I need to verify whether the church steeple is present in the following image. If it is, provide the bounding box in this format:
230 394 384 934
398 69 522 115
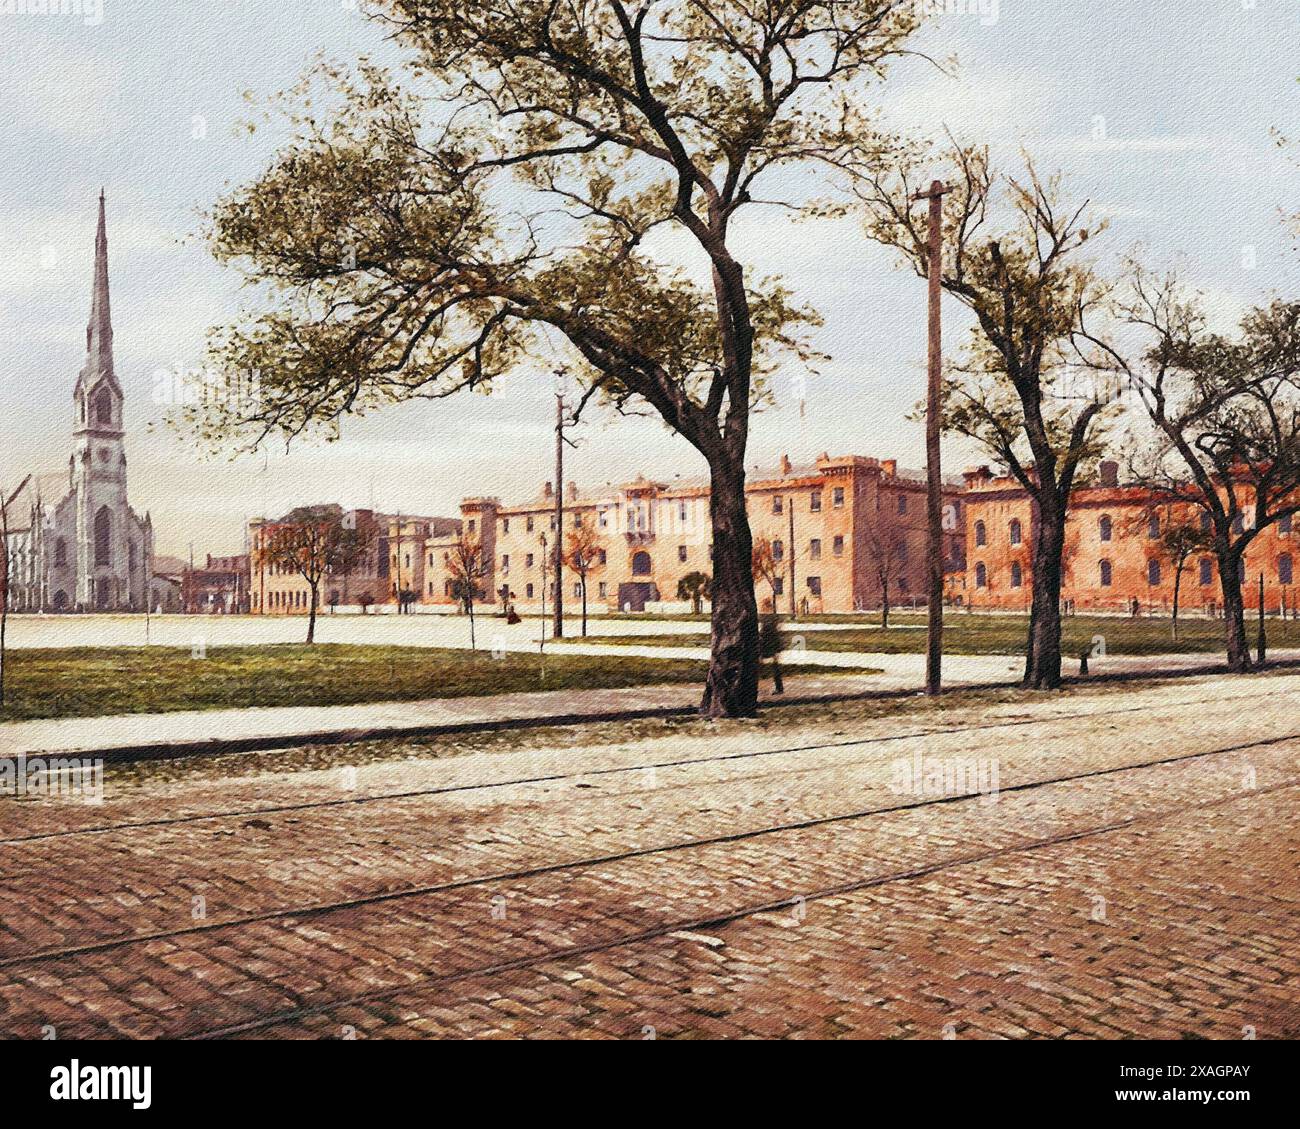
83 189 115 388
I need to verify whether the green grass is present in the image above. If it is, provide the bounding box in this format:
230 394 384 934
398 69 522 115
568 612 1300 657
0 643 875 722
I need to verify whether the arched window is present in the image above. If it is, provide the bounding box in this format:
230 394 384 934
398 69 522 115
974 521 987 547
94 387 113 426
1009 519 1022 546
1199 557 1213 586
975 562 988 588
1200 511 1212 534
1099 515 1113 542
1147 558 1161 586
631 550 652 576
94 506 111 567
1279 554 1293 585
54 537 67 567
1099 559 1113 587
1010 561 1023 588
1148 513 1161 539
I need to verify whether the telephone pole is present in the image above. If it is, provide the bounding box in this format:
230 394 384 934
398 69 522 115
553 392 565 639
788 498 796 618
917 179 950 696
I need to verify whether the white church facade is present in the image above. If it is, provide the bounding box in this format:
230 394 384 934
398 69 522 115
3 194 154 612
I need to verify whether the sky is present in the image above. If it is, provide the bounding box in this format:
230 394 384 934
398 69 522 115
0 0 1296 558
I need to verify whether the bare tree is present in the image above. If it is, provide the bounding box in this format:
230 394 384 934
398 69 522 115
0 476 30 709
1130 505 1211 641
447 530 490 650
1089 270 1300 670
864 520 906 629
190 1 926 717
854 142 1118 686
260 506 372 643
563 522 604 637
751 537 782 613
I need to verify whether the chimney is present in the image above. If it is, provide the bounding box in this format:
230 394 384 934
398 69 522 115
1099 460 1119 488
567 481 578 501
780 453 792 476
543 481 553 499
882 459 897 478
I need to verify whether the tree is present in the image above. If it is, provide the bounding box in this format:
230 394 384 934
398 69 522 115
751 538 781 613
0 476 30 709
1132 506 1210 641
447 530 490 650
864 520 905 629
261 505 371 643
563 523 604 637
855 143 1117 687
676 570 712 616
192 1 925 717
1088 272 1300 670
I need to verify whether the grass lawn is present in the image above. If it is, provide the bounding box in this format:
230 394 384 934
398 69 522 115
567 611 1299 657
0 643 876 722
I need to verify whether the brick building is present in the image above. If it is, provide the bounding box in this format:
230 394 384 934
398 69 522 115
961 460 1300 615
421 454 966 616
249 507 460 614
181 553 250 614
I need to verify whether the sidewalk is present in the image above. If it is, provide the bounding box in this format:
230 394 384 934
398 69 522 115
3 646 1294 762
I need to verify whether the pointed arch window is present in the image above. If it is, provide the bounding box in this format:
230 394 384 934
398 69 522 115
54 538 67 567
93 387 113 426
94 506 111 566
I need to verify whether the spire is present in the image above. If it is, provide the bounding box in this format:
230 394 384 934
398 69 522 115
84 189 114 384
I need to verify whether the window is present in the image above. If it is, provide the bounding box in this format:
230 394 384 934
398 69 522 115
1199 557 1213 586
1009 519 1022 546
679 502 688 522
773 577 784 596
1010 561 1023 588
573 582 582 597
772 496 783 515
1200 511 1212 534
810 492 822 512
128 543 136 572
526 553 534 568
502 518 509 534
632 550 652 576
1280 554 1294 585
404 553 411 569
526 516 535 532
54 538 67 567
1232 512 1245 535
94 387 113 425
502 554 510 571
549 515 556 531
1099 515 1113 542
598 582 607 598
1100 559 1113 587
93 506 111 567
772 539 784 561
1147 558 1161 586
429 553 435 568
897 494 907 514
807 576 822 596
468 519 476 534
832 487 845 508
810 539 822 560
1281 514 1293 535
678 545 688 563
832 536 844 557
1148 513 1161 539
975 521 987 547
526 583 534 598
975 562 988 588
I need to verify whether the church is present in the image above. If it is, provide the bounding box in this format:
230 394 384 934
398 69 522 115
3 194 154 612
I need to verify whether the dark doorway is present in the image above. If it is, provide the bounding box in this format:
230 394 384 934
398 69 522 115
618 582 658 612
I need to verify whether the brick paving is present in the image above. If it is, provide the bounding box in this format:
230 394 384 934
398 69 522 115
1 673 1297 1039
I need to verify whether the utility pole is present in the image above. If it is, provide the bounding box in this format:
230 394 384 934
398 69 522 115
916 179 950 696
788 497 796 618
1258 571 1267 665
553 392 565 638
538 531 548 651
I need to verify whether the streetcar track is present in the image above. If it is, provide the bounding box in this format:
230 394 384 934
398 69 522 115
192 775 1300 1038
0 685 1277 848
2 724 1293 973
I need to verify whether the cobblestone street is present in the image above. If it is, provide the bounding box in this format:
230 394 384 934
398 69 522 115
1 673 1297 1040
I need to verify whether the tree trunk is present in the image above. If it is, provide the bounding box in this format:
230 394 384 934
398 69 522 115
881 580 889 629
306 583 318 644
1218 549 1250 671
1024 508 1065 689
468 599 476 650
581 579 588 637
700 456 759 718
1172 561 1183 642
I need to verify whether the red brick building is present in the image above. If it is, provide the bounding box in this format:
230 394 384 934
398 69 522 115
961 461 1300 615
